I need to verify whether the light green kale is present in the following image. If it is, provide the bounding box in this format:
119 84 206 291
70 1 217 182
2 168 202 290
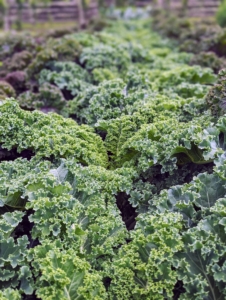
66 79 129 123
31 245 108 300
152 65 216 92
80 44 130 71
68 78 197 125
0 288 21 300
39 61 92 98
0 158 133 296
0 100 108 167
100 115 213 173
104 213 183 300
91 68 118 84
0 158 51 212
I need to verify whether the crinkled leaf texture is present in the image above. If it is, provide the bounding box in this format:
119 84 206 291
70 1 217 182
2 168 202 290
174 214 226 300
0 235 34 294
0 18 226 300
0 100 108 167
0 288 21 300
32 245 108 300
104 213 183 300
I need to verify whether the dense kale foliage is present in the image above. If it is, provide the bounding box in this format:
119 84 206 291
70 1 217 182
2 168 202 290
152 12 226 74
0 18 226 299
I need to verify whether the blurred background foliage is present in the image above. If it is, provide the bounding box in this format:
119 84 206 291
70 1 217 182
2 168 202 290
216 0 226 28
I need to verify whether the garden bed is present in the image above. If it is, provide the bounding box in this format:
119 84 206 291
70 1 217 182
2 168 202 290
0 16 225 299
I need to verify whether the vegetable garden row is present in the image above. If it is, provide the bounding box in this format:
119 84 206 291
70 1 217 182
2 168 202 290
0 15 226 299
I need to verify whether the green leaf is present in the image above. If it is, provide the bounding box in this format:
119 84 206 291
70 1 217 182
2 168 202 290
49 162 68 183
19 266 34 295
194 173 226 209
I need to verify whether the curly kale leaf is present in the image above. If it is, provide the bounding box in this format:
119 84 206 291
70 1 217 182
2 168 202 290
0 100 108 167
206 69 226 118
104 116 212 173
39 61 92 98
0 288 21 300
174 213 226 300
104 213 183 300
31 246 107 300
80 44 130 71
0 235 33 295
